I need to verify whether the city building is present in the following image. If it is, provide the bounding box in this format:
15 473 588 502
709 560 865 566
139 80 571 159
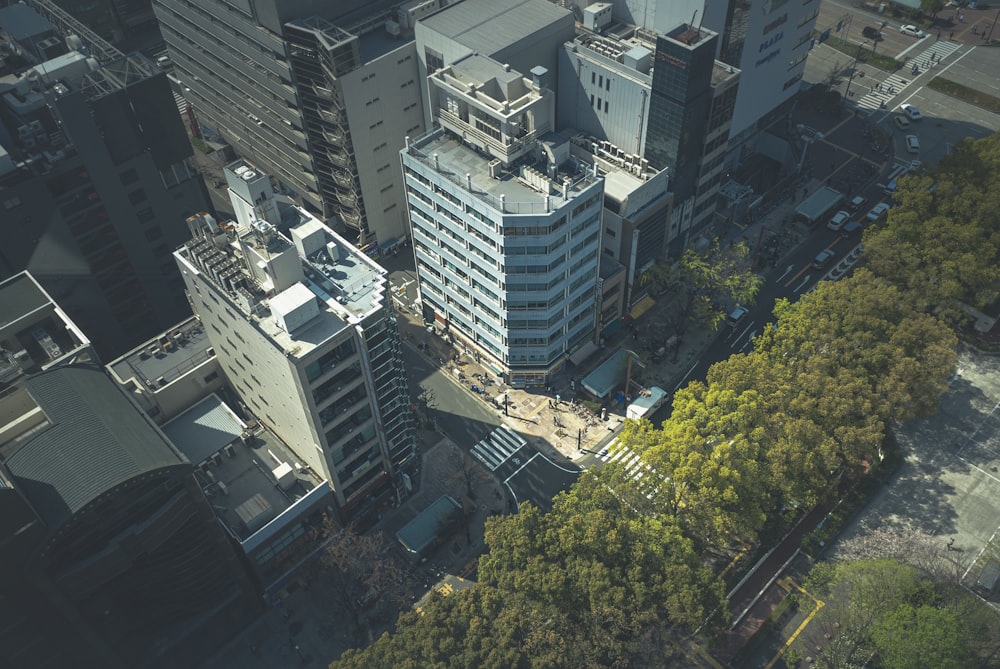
174 160 416 520
401 53 604 387
0 363 257 669
108 317 337 592
0 3 211 359
22 0 158 45
579 0 817 143
0 270 96 390
413 0 575 127
558 17 738 248
161 394 332 590
152 0 430 247
570 136 672 327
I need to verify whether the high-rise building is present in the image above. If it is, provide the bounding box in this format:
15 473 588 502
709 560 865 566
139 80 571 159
175 160 415 519
401 54 604 387
0 274 257 668
152 0 429 247
0 362 257 668
558 18 738 247
0 4 211 359
580 0 816 140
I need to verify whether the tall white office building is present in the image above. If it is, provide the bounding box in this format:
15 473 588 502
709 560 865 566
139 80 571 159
401 55 604 387
175 161 415 519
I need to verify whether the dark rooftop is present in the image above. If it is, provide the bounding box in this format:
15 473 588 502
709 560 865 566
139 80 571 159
4 364 186 529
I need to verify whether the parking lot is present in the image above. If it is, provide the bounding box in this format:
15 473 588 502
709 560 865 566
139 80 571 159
835 346 1000 600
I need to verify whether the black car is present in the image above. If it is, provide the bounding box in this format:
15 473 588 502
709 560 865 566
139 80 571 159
862 26 883 40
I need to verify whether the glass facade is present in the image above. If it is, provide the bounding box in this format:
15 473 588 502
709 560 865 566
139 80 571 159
644 30 718 203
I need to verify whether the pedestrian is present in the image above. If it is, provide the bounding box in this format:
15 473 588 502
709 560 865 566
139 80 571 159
947 538 955 550
937 30 941 40
950 31 954 39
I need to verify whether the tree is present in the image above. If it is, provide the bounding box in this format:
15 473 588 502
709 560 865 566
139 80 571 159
920 0 946 19
314 524 407 642
653 239 760 350
803 558 1000 669
872 604 972 669
864 134 1000 321
333 473 728 669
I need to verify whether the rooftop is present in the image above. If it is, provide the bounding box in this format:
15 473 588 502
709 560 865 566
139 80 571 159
0 272 94 387
3 364 186 530
183 415 327 546
162 393 245 466
420 0 572 57
406 128 600 216
395 494 462 556
178 213 388 359
106 317 212 393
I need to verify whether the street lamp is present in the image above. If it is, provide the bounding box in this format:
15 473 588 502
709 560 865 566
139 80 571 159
843 40 869 108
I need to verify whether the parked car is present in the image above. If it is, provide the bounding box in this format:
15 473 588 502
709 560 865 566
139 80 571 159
827 210 850 230
900 103 923 121
899 25 927 38
905 134 920 154
866 202 891 222
893 114 911 130
812 249 835 269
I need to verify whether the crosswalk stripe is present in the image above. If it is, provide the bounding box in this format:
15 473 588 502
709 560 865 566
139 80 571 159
471 426 527 471
853 40 961 113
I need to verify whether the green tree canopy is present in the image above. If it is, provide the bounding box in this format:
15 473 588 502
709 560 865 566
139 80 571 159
864 134 1000 319
653 239 760 343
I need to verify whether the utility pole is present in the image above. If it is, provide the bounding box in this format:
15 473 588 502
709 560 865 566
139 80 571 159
843 41 869 106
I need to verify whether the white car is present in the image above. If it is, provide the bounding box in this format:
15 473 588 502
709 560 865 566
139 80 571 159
899 103 923 121
899 25 927 38
827 210 850 230
866 202 891 222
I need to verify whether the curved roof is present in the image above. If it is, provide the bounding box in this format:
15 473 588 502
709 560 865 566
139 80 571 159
4 364 185 529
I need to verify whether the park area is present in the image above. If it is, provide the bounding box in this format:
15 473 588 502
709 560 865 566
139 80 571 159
727 345 1000 668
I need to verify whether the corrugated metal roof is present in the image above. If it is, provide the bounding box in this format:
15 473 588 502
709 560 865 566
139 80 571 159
422 0 571 58
161 394 244 466
5 364 186 529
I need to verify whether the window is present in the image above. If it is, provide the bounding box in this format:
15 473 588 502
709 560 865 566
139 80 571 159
606 78 611 91
604 100 608 113
128 188 147 205
137 207 155 223
3 196 22 210
591 71 596 84
144 226 163 241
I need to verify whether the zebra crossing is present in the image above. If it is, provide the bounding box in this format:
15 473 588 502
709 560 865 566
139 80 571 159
855 40 962 112
174 91 190 118
597 439 663 497
471 425 527 472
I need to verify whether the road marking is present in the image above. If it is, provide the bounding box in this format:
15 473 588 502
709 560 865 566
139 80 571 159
764 581 825 669
783 264 809 288
675 362 699 391
777 264 795 281
731 322 755 350
793 274 812 293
